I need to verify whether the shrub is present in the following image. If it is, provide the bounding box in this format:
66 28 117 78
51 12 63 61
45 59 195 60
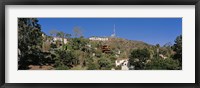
145 58 180 70
98 58 112 70
129 48 150 70
54 49 78 69
87 62 99 70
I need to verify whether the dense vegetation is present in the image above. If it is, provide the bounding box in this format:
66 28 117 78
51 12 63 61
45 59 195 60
18 18 182 70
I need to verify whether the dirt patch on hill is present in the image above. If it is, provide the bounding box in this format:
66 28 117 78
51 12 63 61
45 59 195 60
28 64 54 70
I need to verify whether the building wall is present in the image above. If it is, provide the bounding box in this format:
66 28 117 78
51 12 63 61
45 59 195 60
52 37 67 44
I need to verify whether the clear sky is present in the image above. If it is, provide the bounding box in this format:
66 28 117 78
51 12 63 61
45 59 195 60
38 18 182 46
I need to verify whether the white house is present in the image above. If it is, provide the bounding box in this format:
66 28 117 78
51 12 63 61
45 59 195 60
42 34 68 44
115 59 128 67
52 37 68 44
159 54 167 59
115 59 129 70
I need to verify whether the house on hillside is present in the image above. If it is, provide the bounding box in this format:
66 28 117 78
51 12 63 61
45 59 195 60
42 34 68 44
52 37 68 44
159 54 167 59
115 59 129 70
101 45 111 53
115 59 128 67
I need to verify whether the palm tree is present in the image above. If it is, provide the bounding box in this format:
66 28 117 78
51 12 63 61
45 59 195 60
65 33 71 39
156 44 160 58
73 26 82 37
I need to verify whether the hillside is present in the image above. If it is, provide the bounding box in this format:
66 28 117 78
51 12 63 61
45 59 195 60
88 37 152 59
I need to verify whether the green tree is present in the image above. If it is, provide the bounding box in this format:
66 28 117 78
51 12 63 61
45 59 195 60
87 62 99 70
129 48 151 70
70 37 88 51
172 35 182 67
65 33 71 39
18 18 43 69
54 50 78 69
156 44 160 48
145 58 180 70
98 58 112 70
155 44 160 58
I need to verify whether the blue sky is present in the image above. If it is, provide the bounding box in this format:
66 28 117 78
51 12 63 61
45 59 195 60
38 18 182 46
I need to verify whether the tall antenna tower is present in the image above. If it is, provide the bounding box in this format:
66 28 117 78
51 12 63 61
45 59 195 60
114 24 116 37
111 24 116 37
